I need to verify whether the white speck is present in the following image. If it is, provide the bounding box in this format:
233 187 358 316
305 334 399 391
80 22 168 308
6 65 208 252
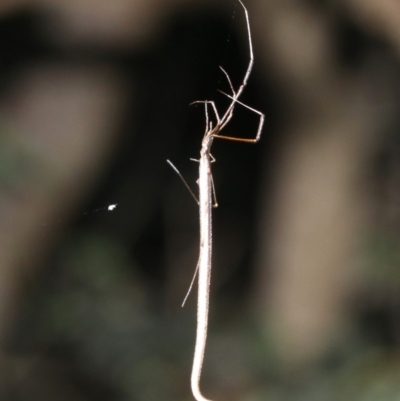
108 204 117 211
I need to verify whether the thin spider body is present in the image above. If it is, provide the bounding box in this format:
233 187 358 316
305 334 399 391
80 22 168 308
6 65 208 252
189 2 264 401
165 0 265 399
191 137 213 401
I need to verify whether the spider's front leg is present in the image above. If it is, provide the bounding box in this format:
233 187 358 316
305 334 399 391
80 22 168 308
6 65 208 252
192 100 221 134
214 90 265 143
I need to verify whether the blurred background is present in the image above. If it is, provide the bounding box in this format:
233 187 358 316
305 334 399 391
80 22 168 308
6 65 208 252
1 0 400 400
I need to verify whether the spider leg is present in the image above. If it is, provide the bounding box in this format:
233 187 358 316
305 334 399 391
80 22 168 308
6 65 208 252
191 100 222 134
213 0 263 143
217 64 243 130
192 4 255 137
217 66 238 130
204 101 209 136
214 90 265 143
182 257 200 307
219 66 236 97
238 0 254 90
218 0 254 130
210 173 218 208
219 90 262 115
166 160 199 204
209 101 221 124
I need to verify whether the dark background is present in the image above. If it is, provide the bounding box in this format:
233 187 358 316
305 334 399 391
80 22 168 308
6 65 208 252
0 0 400 400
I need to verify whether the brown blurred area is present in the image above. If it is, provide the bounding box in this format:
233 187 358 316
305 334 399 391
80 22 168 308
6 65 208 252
1 0 400 400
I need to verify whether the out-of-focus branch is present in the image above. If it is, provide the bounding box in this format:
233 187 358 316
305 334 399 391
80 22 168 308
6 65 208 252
250 0 338 110
0 0 227 49
0 65 125 345
251 0 399 368
345 0 400 56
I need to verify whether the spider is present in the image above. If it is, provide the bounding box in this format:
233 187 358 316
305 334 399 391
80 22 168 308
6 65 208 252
169 2 264 400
